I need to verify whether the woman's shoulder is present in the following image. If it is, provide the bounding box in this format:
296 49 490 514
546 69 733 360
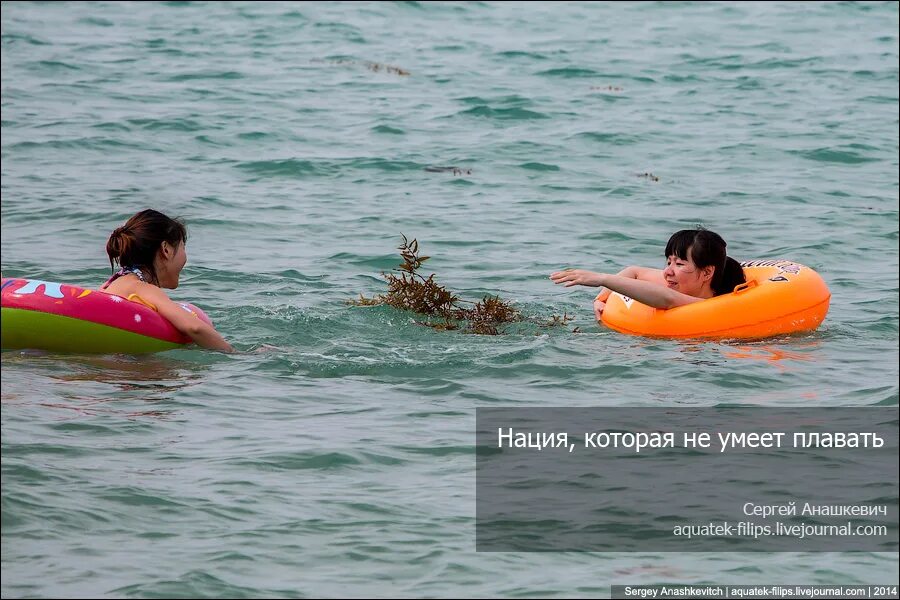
102 276 165 298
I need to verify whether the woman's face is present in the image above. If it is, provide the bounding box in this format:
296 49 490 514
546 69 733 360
663 251 712 297
158 240 187 289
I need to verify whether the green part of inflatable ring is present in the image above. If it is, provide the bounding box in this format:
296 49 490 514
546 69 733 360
1 307 183 354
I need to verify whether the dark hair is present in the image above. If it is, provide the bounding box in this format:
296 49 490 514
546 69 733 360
106 209 187 285
664 227 745 296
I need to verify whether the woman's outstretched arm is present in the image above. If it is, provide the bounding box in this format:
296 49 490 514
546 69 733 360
550 269 703 309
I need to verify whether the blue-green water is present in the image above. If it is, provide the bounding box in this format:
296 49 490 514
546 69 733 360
2 1 898 597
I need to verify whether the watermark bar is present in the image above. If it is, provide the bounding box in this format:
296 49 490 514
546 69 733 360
610 584 898 599
476 407 898 552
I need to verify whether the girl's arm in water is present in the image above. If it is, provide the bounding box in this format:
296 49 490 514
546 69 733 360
129 283 235 352
551 268 703 310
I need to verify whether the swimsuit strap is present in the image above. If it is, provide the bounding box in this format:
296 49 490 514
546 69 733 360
122 266 146 282
102 265 147 289
126 293 158 311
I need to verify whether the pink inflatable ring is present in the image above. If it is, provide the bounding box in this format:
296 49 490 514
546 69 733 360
1 277 212 354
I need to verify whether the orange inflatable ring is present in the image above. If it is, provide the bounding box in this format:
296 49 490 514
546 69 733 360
599 260 831 339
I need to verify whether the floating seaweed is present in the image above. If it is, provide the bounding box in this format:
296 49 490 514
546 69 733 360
540 311 581 335
352 235 582 335
351 235 526 335
542 312 575 328
424 166 472 175
363 61 410 76
462 295 521 335
311 58 410 76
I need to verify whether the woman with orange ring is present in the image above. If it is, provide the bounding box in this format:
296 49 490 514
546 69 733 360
550 228 830 339
551 228 746 319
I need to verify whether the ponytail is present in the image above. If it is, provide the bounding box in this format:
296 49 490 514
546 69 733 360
106 226 136 272
106 209 187 285
713 256 746 296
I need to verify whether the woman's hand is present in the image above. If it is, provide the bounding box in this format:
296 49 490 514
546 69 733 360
593 298 606 322
550 269 606 288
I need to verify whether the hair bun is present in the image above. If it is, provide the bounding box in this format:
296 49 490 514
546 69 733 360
107 226 132 260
